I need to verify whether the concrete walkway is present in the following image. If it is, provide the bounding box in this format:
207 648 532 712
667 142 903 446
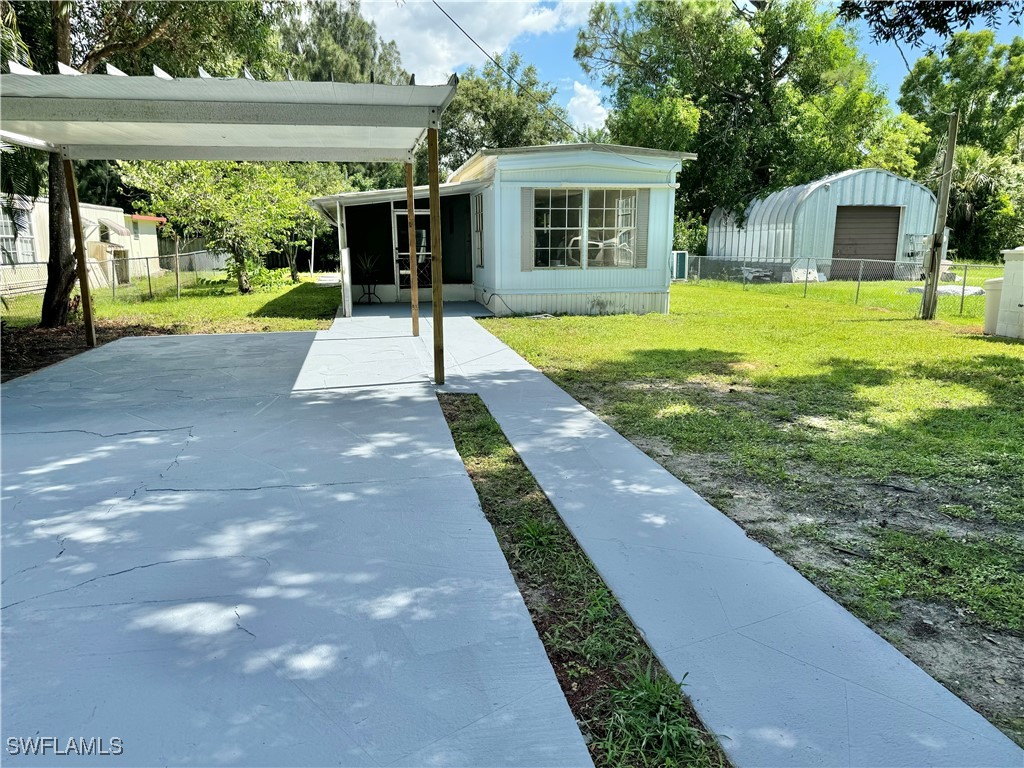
1 326 591 765
418 307 1021 768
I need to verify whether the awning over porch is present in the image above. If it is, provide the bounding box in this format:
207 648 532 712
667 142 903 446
310 179 486 225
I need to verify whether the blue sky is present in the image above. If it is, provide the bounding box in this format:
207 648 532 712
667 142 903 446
362 1 1022 129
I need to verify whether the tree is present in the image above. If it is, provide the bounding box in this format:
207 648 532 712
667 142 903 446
279 0 406 85
7 1 281 326
276 162 354 282
936 145 1024 261
838 1 1024 48
119 161 307 293
898 31 1024 162
576 0 918 218
440 52 575 174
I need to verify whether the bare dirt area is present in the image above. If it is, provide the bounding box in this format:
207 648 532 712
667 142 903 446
1 322 177 383
627 434 1024 747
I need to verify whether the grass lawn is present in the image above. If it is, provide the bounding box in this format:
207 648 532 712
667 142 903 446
483 282 1024 744
694 263 1003 326
1 276 340 381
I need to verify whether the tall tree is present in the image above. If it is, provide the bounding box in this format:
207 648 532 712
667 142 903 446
119 161 306 293
576 0 919 218
279 0 406 85
839 1 1024 48
440 52 574 173
7 0 281 326
898 30 1024 162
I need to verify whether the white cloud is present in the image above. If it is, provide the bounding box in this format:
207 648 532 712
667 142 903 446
362 0 595 84
567 80 607 129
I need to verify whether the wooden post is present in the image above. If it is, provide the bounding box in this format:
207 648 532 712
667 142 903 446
174 236 181 299
427 127 444 384
406 161 420 337
922 109 959 320
62 158 96 347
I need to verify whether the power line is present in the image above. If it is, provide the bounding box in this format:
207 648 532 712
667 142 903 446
429 0 661 169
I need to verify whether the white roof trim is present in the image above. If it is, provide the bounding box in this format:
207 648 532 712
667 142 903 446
310 180 486 224
0 73 458 162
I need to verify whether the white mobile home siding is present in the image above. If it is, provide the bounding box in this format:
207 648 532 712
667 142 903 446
479 149 681 316
707 169 937 266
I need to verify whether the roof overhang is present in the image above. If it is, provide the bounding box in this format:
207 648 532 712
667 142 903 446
311 180 486 225
0 72 458 162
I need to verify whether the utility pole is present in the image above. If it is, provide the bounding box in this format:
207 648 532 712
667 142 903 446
921 109 959 320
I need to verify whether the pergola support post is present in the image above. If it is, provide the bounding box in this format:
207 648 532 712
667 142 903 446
62 157 96 347
406 161 420 337
427 125 444 384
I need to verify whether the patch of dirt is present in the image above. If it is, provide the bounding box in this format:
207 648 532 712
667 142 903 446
1 322 179 382
624 435 1024 747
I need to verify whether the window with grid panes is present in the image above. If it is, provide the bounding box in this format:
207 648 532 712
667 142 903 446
533 188 583 268
586 189 637 268
0 208 35 265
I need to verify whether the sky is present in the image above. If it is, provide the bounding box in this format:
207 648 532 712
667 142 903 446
360 1 1024 131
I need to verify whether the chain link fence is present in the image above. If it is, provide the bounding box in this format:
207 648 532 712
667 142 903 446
673 253 1003 322
1 250 229 305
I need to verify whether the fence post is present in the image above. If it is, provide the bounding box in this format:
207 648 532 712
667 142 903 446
959 263 968 316
110 256 116 300
174 238 181 300
856 260 863 304
803 260 810 298
145 253 153 299
743 260 748 291
696 255 701 283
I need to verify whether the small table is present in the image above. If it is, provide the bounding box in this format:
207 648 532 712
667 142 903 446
358 283 382 304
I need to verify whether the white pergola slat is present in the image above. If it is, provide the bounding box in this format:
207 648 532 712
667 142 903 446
0 71 457 381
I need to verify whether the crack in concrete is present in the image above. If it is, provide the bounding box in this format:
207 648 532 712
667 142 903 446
1 555 270 611
234 609 256 638
144 472 468 494
4 426 195 439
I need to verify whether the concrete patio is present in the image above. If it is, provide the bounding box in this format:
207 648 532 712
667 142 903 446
3 301 1023 767
1 323 590 766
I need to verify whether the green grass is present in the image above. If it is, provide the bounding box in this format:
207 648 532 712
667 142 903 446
439 393 725 768
2 273 340 333
482 283 1024 631
691 263 1003 326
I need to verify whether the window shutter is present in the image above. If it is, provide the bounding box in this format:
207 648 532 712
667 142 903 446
521 187 534 271
635 188 650 269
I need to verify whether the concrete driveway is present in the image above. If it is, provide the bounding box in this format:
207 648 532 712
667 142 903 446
1 326 590 766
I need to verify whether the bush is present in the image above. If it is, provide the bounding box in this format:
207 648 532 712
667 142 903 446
674 214 708 255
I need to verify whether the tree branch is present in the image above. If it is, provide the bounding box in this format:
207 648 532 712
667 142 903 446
77 10 180 73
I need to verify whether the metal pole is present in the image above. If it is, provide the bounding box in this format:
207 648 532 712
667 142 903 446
856 260 863 304
62 158 96 347
922 109 959 320
406 161 420 337
145 249 153 298
110 255 116 300
804 260 810 298
310 230 316 278
696 255 701 283
959 263 968 315
427 125 445 384
174 237 181 299
742 260 748 291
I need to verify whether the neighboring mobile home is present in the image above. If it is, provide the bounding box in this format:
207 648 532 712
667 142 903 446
1 197 165 294
706 169 940 281
312 144 695 315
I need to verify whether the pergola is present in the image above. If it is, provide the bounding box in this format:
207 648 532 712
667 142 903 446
0 67 457 382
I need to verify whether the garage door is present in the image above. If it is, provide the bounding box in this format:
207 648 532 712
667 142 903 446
831 205 901 261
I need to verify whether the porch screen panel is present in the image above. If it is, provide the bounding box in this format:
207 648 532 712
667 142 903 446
521 187 534 271
635 188 650 269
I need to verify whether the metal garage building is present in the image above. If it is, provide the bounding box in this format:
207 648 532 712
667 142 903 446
706 169 938 280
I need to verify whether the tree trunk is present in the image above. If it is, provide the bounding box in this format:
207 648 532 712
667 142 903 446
39 2 77 328
286 246 299 283
234 253 252 294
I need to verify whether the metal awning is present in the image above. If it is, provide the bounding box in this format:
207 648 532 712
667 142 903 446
0 70 458 162
311 180 486 225
97 217 131 237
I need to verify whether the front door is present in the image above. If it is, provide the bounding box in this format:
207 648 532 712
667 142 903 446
393 210 432 292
